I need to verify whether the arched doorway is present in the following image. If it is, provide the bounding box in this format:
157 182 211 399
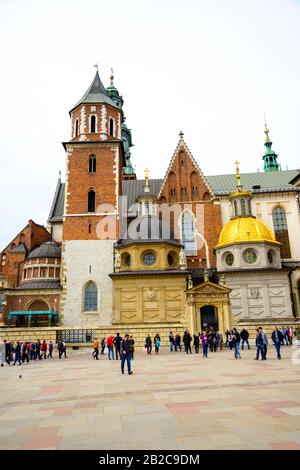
200 305 219 331
27 300 50 327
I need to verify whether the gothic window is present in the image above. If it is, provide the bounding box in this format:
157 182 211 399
109 118 114 136
83 281 98 312
181 210 197 256
88 189 96 213
75 119 79 137
90 115 96 133
88 155 96 173
272 207 291 258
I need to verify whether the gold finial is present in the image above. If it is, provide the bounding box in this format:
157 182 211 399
144 168 150 186
93 64 98 72
179 131 184 139
110 67 114 85
204 268 209 283
234 160 241 189
264 113 271 143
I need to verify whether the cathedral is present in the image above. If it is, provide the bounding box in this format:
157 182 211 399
0 69 300 340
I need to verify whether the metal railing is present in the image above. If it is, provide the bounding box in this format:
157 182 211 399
56 329 95 343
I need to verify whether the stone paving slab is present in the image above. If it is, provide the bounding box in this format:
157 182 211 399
0 346 300 450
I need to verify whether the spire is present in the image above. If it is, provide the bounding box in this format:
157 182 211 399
262 115 280 172
106 67 124 108
229 162 253 218
144 168 150 192
234 160 242 191
70 68 119 114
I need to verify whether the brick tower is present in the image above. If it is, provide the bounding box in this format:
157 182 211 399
60 69 126 326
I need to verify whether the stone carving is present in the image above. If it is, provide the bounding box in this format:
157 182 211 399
146 288 157 300
250 287 260 299
114 251 121 271
179 249 187 270
188 274 193 290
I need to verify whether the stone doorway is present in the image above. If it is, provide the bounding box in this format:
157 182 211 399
200 305 219 331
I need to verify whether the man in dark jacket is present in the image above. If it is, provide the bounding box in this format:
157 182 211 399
120 334 133 375
13 341 22 366
183 331 192 354
4 340 11 365
255 327 268 360
193 333 200 353
232 328 241 359
113 332 122 360
240 329 250 350
271 327 283 360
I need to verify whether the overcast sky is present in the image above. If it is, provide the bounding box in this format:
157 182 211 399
0 0 300 248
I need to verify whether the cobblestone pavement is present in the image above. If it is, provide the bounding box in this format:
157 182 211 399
0 345 300 450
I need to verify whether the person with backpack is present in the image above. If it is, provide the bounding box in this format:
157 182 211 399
240 329 250 350
175 334 181 352
271 327 284 360
113 332 122 360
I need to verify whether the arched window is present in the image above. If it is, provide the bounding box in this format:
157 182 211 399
90 115 96 133
233 200 238 216
88 189 96 212
75 119 79 137
83 281 98 311
88 155 96 173
109 118 114 136
181 211 197 255
272 206 291 258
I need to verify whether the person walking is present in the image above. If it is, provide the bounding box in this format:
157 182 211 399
100 338 105 355
154 336 160 354
271 327 283 360
232 328 241 359
107 335 115 360
120 334 133 375
201 331 209 358
240 329 250 350
93 337 100 360
183 331 192 354
169 332 175 352
255 327 268 361
145 335 152 355
57 340 64 359
36 340 42 360
22 342 30 363
113 333 122 360
47 341 53 358
62 341 67 358
4 340 11 365
193 333 200 353
13 341 22 366
129 336 135 360
41 340 47 359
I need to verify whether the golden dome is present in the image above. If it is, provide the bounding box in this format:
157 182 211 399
215 217 281 249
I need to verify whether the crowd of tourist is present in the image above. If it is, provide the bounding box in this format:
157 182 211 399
0 339 67 366
0 325 298 372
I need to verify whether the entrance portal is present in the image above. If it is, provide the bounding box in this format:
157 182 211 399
200 305 219 331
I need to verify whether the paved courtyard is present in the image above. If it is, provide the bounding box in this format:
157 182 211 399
1 346 300 450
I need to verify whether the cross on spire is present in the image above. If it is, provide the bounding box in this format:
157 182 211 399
234 160 241 189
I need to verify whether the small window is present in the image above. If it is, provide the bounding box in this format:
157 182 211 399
88 155 96 173
88 189 96 212
125 255 131 267
240 199 246 215
243 249 257 264
143 252 156 265
90 115 96 133
225 252 234 266
267 250 274 264
41 268 47 278
109 118 114 136
167 253 174 266
75 119 79 137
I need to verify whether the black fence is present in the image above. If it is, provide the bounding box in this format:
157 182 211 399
56 329 95 343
